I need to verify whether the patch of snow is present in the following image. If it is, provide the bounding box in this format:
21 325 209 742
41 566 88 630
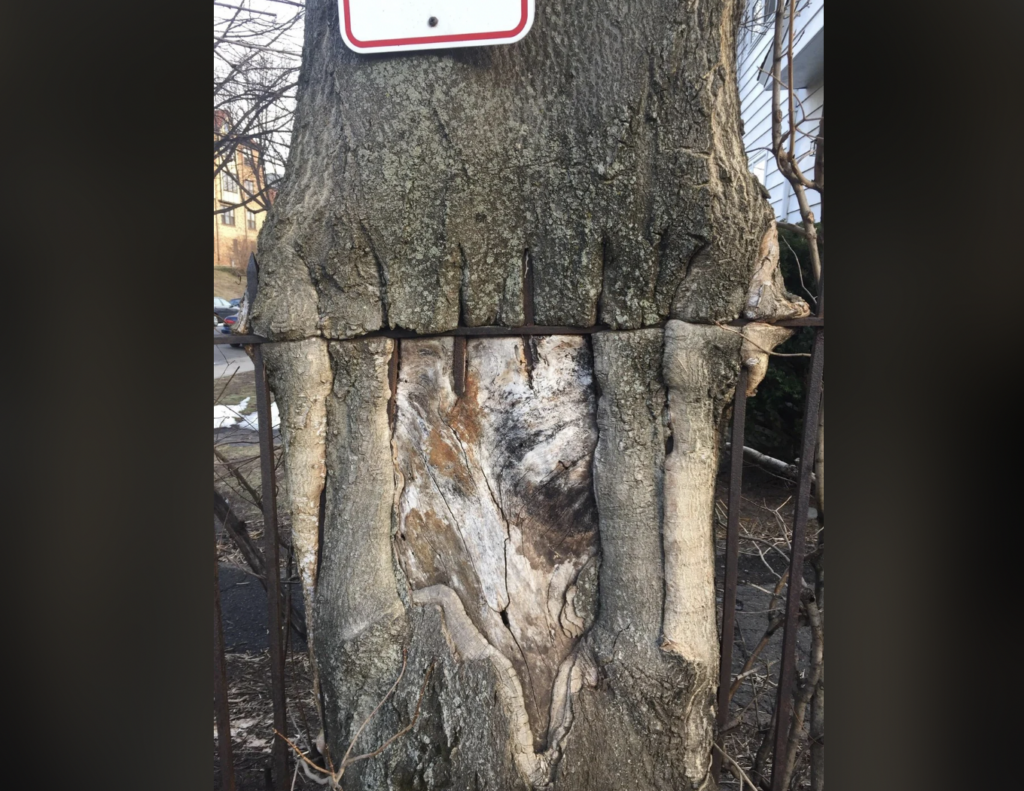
213 397 279 431
213 397 250 428
236 401 280 432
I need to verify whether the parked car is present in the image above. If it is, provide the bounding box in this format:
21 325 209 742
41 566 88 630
220 314 243 348
229 298 242 308
214 297 239 323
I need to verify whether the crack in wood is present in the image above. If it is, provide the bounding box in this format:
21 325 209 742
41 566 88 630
393 335 599 759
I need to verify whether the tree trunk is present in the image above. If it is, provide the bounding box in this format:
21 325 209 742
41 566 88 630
250 0 807 788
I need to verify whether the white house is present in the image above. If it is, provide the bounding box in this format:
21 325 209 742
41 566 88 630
737 0 823 224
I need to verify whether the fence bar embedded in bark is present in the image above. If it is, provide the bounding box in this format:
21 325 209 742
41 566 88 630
770 326 825 791
211 318 823 345
712 364 748 782
253 344 289 791
214 270 824 785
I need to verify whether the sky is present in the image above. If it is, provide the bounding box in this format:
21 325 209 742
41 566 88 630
214 0 306 180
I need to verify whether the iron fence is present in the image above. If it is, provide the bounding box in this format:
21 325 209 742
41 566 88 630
213 255 823 791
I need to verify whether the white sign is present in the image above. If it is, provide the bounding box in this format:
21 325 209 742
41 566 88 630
339 0 534 54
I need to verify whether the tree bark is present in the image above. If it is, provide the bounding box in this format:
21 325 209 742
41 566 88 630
251 0 786 340
253 0 809 788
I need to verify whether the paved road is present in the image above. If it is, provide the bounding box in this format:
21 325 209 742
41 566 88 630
213 327 253 378
215 516 307 654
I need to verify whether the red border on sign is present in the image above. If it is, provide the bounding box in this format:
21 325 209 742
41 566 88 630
343 0 529 48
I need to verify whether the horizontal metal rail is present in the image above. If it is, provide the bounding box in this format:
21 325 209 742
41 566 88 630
213 316 824 346
215 252 824 789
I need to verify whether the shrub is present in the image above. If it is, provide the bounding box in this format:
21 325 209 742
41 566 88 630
744 224 821 461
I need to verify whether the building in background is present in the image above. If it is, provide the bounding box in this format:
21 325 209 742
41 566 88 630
214 110 276 268
737 0 823 223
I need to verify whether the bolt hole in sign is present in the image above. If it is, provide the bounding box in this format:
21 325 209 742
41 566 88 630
340 0 535 53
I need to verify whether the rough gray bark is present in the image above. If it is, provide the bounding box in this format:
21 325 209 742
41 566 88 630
313 336 409 757
553 326 735 791
264 338 332 617
251 0 773 339
247 0 811 788
263 338 332 699
298 326 742 791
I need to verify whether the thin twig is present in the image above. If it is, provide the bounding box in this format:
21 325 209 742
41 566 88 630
215 446 265 510
214 367 240 405
713 321 812 357
340 649 410 767
713 743 762 791
276 730 334 777
275 654 435 789
343 661 435 766
778 230 817 306
729 571 789 702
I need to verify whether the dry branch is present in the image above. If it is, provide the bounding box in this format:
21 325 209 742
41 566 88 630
724 444 817 484
276 650 435 789
214 446 264 510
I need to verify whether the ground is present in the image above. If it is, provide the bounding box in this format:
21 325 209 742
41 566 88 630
214 371 322 790
215 266 247 301
214 329 255 379
713 465 818 790
214 367 258 408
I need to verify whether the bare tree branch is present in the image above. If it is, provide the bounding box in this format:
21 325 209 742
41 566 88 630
214 0 302 217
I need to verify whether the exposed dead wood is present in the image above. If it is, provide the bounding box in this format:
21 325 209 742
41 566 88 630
393 336 599 759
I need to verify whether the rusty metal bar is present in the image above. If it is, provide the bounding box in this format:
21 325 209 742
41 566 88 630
214 333 266 345
387 340 400 430
214 524 236 791
253 345 289 791
751 316 824 327
452 336 467 397
368 324 608 339
215 318 823 347
770 327 825 791
712 364 749 781
523 252 536 327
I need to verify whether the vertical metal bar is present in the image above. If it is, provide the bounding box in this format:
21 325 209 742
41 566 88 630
815 260 824 320
770 328 825 791
452 336 467 397
253 345 289 791
214 527 236 791
521 251 537 369
712 365 749 781
387 340 400 431
522 250 535 327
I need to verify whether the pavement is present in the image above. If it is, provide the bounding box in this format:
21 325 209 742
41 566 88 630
214 327 292 653
214 326 254 378
215 515 307 654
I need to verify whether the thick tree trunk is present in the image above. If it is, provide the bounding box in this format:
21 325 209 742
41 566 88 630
250 0 803 339
252 0 808 788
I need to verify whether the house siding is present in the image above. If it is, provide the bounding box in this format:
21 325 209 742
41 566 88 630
737 0 823 224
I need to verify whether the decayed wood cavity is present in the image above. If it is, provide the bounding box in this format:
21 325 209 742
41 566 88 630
393 336 599 754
